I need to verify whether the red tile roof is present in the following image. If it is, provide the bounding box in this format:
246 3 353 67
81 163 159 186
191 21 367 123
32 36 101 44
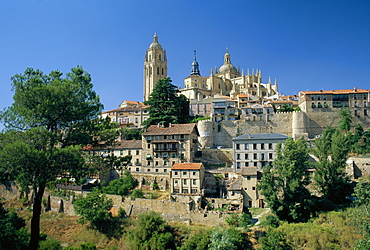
172 163 203 170
142 123 199 136
301 89 370 95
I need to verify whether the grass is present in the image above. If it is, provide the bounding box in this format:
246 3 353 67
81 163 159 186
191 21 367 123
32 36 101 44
249 207 265 217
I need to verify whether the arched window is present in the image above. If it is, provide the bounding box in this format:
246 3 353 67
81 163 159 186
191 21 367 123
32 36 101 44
157 67 159 75
162 68 164 75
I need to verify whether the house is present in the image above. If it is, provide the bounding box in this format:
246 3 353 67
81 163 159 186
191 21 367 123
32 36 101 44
141 123 200 173
101 101 149 128
232 133 289 172
299 88 370 116
171 163 205 195
240 167 264 208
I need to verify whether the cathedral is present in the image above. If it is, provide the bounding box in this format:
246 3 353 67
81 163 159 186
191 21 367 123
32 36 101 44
143 34 279 102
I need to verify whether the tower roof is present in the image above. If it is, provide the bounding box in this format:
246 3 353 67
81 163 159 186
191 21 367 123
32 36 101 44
149 32 163 50
190 50 201 75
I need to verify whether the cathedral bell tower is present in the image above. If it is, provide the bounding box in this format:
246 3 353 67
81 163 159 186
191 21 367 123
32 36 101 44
144 33 168 101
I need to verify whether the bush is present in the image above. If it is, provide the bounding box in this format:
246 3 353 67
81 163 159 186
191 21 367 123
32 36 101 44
128 211 175 250
131 189 144 200
102 171 137 196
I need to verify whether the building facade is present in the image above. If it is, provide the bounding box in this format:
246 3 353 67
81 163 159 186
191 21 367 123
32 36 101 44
171 163 205 195
140 123 200 174
232 133 289 172
299 88 370 116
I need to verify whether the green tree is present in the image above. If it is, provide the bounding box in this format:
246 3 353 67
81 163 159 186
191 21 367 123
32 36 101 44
208 227 247 250
0 67 103 249
352 177 370 249
74 188 114 233
312 130 351 204
0 200 29 249
128 211 175 250
102 170 137 196
225 213 251 228
338 108 352 133
119 127 141 140
259 229 292 250
258 138 313 222
142 77 190 128
179 229 211 250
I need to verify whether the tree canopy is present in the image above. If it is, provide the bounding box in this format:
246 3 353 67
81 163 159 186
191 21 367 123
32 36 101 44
259 138 314 222
0 66 105 249
312 129 352 204
142 77 190 128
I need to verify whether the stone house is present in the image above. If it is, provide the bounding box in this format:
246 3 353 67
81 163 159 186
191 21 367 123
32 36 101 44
101 101 149 129
232 133 289 172
171 163 205 195
299 88 370 116
240 167 264 208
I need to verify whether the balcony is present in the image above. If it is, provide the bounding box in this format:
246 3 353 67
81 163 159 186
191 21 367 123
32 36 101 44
154 147 177 152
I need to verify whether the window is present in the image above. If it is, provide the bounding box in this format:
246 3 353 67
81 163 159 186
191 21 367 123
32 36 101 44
311 95 315 100
174 180 178 184
147 169 150 172
120 150 123 156
193 179 196 185
183 172 187 175
183 179 187 185
254 153 258 160
247 176 251 180
148 144 150 149
254 162 258 166
136 168 139 171
261 143 265 150
236 154 240 160
155 169 159 172
237 162 241 169
174 171 178 175
136 150 139 155
135 118 138 123
164 169 167 173
268 143 273 150
245 144 249 150
128 150 131 155
253 144 257 150
261 154 265 160
252 186 256 190
245 162 249 167
236 144 240 150
193 171 196 175
155 161 158 166
245 154 248 160
269 153 273 159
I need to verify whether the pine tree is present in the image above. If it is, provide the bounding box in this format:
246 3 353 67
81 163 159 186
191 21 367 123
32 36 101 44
143 77 189 128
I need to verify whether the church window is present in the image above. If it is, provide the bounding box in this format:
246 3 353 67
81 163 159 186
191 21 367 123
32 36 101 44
157 67 159 75
162 68 164 75
159 54 162 60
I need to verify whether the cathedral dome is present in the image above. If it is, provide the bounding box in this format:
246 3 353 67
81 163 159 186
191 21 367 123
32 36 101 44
218 48 238 74
149 33 163 50
219 63 238 74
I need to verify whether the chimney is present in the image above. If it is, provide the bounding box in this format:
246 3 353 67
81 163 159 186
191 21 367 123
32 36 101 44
354 87 357 92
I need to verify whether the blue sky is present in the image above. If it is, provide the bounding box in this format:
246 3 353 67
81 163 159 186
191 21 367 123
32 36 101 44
1 0 370 119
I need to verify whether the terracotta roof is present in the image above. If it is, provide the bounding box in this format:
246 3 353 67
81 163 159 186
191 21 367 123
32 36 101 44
270 100 293 104
142 123 199 136
238 94 249 98
300 89 370 95
102 106 148 114
241 167 258 176
172 163 203 170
